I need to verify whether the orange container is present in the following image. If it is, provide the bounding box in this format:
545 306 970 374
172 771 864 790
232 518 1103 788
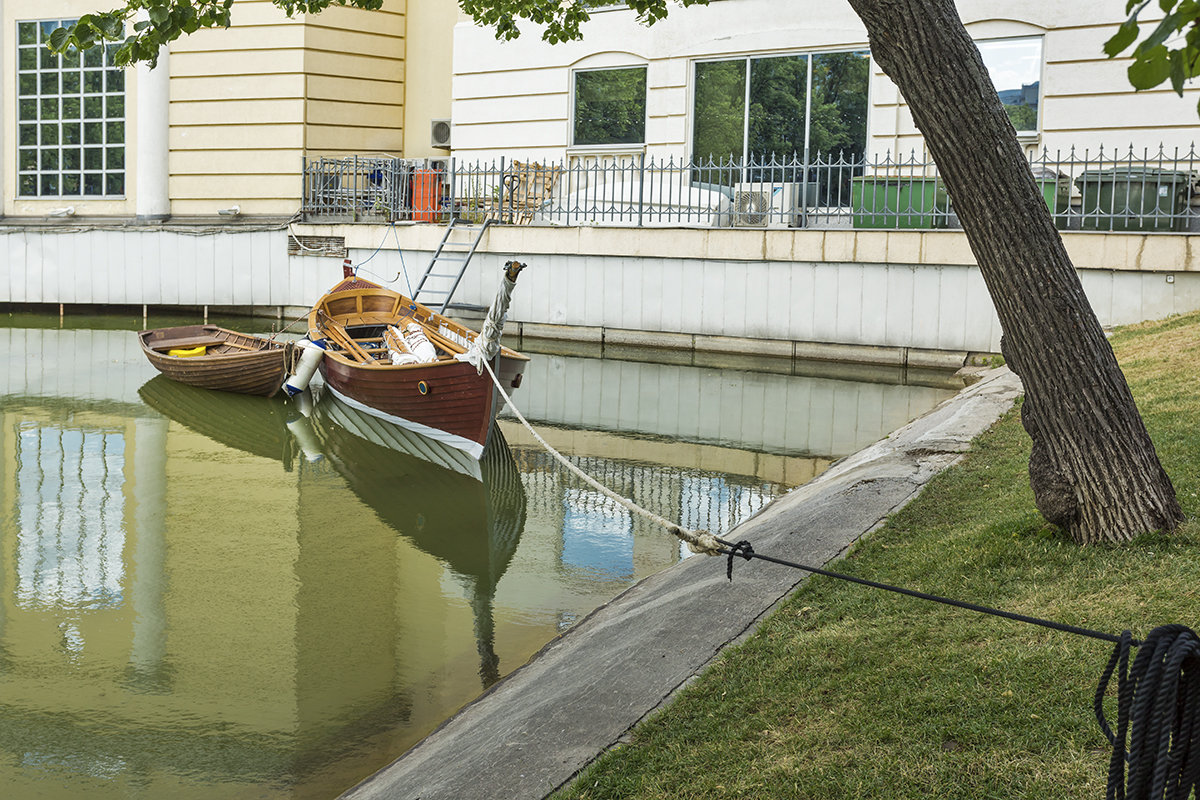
412 169 443 222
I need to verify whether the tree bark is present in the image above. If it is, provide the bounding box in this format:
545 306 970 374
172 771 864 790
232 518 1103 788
845 0 1183 543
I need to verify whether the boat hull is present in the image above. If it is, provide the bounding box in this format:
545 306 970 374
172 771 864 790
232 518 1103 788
319 354 526 459
138 325 289 397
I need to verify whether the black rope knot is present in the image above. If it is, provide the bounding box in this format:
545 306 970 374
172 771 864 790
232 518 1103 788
726 540 754 581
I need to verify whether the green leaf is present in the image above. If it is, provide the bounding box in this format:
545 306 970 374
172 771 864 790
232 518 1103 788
47 26 70 51
1134 12 1182 53
148 6 170 25
1128 45 1173 88
1169 48 1187 93
1105 19 1140 56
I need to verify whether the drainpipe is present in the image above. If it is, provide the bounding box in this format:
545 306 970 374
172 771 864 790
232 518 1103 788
136 12 170 221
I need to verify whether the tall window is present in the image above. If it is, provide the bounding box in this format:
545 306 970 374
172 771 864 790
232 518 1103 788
692 50 870 175
977 37 1042 134
17 19 126 198
572 66 647 147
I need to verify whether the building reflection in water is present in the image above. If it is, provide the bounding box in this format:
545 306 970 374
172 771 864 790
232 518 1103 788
0 321 957 798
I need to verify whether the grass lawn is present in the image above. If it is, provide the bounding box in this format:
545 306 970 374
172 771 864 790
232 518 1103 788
556 310 1200 800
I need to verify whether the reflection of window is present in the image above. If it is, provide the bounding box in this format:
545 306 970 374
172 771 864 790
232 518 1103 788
15 424 126 610
692 51 870 167
561 488 633 580
572 67 647 146
977 37 1042 133
17 19 126 198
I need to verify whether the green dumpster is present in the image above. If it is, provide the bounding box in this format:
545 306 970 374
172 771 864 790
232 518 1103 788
1032 167 1070 230
851 176 952 229
1075 167 1194 232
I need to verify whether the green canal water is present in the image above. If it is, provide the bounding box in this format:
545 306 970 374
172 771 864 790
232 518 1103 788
0 311 958 798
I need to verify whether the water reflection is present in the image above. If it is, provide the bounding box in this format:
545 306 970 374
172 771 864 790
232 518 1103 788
0 319 957 799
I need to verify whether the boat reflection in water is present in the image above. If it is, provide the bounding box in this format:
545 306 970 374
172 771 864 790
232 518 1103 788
307 385 528 688
138 376 528 689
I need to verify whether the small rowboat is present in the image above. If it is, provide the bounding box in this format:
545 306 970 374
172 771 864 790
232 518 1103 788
306 264 530 459
138 324 291 397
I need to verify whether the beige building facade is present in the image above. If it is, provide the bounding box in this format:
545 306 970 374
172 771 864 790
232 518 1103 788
2 0 453 219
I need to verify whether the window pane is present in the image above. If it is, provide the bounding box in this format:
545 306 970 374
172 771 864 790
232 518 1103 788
84 96 103 119
84 71 103 93
978 37 1042 132
41 98 59 120
811 51 870 159
84 148 103 170
63 97 81 119
692 59 747 183
573 67 647 146
106 173 125 195
20 174 38 197
106 121 124 143
41 46 58 70
19 22 37 46
40 21 59 41
63 124 81 145
41 73 59 95
84 122 103 144
84 46 102 68
19 74 38 96
20 149 38 171
62 72 80 94
41 174 60 196
107 70 124 93
63 148 81 170
19 48 37 71
84 174 103 196
61 48 80 69
106 147 124 170
19 125 37 147
40 124 59 145
106 96 124 118
63 174 82 196
41 149 59 171
747 55 808 162
19 99 37 121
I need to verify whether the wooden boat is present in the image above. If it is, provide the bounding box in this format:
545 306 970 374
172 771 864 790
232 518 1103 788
306 270 530 460
138 324 291 397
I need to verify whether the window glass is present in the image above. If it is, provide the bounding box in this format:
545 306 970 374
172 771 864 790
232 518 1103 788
573 67 647 146
748 55 807 161
692 50 869 188
16 18 126 198
977 37 1042 133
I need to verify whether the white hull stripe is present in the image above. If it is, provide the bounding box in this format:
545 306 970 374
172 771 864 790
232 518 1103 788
325 385 486 460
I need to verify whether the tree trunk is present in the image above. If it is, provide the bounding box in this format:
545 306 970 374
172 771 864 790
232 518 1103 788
845 0 1183 543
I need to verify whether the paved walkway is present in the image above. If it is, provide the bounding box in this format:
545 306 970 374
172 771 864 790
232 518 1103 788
341 368 1024 800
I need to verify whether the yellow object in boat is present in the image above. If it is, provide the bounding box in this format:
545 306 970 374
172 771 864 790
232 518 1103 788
168 345 207 357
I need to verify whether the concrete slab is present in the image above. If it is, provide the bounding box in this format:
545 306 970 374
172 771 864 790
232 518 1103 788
340 368 1024 800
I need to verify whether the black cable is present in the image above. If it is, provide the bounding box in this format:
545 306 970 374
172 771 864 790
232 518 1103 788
714 536 1200 799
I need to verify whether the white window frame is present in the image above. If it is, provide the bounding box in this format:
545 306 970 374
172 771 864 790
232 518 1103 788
16 18 127 199
976 35 1044 140
569 65 649 151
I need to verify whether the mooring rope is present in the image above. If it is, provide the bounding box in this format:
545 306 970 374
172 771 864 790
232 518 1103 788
481 356 1200 797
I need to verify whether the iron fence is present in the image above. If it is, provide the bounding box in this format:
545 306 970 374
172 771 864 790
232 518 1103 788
302 145 1200 232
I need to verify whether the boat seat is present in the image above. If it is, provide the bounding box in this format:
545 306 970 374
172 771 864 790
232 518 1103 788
149 335 227 352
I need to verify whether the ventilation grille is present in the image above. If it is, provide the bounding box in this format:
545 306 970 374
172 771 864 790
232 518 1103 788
288 235 347 258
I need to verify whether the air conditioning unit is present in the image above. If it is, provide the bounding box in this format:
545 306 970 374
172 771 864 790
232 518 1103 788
427 157 451 185
430 118 451 149
732 182 802 228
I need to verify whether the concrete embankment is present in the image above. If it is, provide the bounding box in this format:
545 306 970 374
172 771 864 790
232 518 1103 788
340 367 1024 800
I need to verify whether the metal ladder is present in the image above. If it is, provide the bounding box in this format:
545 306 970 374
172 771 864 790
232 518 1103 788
412 217 493 314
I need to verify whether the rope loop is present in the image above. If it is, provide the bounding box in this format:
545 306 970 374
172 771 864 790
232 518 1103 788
1095 624 1200 800
726 540 755 582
